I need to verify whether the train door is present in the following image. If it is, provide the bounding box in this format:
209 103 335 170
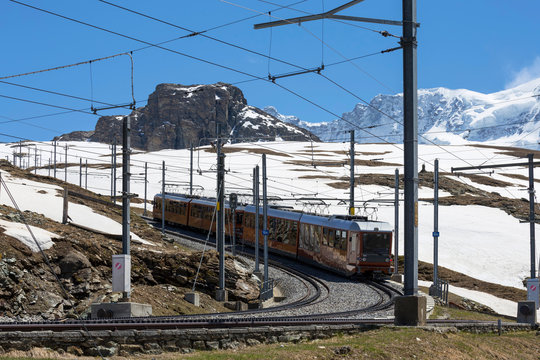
347 232 359 265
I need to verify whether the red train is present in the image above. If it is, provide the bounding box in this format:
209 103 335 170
153 193 394 276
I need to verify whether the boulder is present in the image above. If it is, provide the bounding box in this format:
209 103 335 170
58 250 91 275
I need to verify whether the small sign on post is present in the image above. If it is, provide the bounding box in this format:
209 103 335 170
112 254 131 293
527 278 539 309
262 229 269 236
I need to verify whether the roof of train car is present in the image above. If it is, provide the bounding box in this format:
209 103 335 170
243 205 302 221
155 194 245 210
244 205 392 232
154 193 192 202
349 219 393 232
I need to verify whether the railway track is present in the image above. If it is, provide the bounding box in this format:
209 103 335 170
0 218 399 334
144 217 400 319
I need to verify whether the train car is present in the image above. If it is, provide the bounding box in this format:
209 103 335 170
153 193 191 226
242 205 301 258
188 197 243 239
154 193 242 238
297 213 355 276
298 214 393 276
154 194 393 277
351 217 394 275
242 205 394 276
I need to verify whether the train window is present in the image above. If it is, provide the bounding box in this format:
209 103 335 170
308 225 315 250
362 233 391 256
287 222 298 245
299 223 309 250
300 224 321 253
269 218 276 240
205 206 213 220
322 228 329 246
330 230 341 248
244 213 253 228
313 225 322 253
277 218 289 244
338 231 348 251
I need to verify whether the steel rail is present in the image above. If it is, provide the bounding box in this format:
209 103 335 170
0 317 527 333
144 217 398 319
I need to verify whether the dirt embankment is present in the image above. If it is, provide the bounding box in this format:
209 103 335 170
0 205 260 319
0 161 260 319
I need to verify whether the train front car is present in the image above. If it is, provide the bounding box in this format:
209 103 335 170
351 217 394 276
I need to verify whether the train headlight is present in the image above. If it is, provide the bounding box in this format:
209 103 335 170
385 258 390 262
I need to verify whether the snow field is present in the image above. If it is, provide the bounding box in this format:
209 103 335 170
0 141 538 316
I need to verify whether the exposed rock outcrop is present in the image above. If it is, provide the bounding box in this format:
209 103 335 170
56 83 319 150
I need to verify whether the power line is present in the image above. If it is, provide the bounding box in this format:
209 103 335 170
0 51 129 81
7 0 266 82
0 94 97 115
6 0 509 174
96 0 397 78
221 0 398 92
0 79 132 109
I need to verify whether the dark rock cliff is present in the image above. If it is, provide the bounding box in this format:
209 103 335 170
56 83 318 150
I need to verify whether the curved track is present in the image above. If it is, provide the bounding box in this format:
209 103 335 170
149 219 399 319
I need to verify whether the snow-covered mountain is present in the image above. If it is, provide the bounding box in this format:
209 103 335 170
264 77 540 147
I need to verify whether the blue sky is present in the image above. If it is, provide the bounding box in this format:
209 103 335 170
1 0 539 143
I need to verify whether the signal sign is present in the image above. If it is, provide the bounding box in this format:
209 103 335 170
229 193 238 209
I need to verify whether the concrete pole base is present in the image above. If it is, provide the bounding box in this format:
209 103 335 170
91 302 152 319
184 292 200 307
394 295 427 326
516 301 537 325
390 273 403 283
215 289 228 302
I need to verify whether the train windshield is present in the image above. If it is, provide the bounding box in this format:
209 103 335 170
362 233 391 256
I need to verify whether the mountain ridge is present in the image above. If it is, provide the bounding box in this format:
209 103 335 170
264 77 540 147
56 82 320 150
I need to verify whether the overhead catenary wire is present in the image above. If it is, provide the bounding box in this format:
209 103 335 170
220 0 397 93
255 0 401 38
6 0 531 179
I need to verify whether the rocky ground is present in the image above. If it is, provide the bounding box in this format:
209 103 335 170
0 162 260 320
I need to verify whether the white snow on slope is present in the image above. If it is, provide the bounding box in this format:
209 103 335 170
0 140 538 315
418 280 540 319
0 218 59 252
0 169 152 246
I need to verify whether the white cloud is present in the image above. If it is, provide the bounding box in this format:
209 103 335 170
506 56 540 88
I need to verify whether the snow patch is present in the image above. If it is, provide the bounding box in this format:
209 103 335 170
0 219 59 252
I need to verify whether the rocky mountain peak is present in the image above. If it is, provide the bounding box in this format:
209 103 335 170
56 82 318 150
